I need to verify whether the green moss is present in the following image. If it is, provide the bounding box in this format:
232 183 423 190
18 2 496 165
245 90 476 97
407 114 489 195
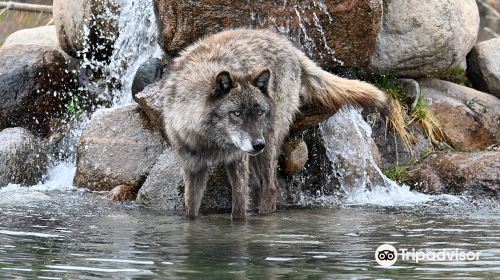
66 95 84 119
383 165 409 182
373 75 405 101
413 94 428 121
431 67 472 87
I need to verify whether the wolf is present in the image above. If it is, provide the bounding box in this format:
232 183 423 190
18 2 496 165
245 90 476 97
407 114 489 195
161 28 387 220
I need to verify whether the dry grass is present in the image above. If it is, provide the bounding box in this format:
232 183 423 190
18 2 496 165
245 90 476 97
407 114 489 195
410 94 449 145
374 76 416 154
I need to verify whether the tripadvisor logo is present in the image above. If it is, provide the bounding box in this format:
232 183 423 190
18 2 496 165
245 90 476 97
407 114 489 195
375 244 481 266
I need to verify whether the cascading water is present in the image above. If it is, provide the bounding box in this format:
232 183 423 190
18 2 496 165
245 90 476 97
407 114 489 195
4 0 163 194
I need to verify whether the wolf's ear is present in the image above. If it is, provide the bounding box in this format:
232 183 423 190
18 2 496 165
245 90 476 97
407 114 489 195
252 69 270 96
213 71 233 98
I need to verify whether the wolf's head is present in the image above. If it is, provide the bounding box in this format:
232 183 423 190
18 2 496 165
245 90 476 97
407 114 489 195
206 69 273 156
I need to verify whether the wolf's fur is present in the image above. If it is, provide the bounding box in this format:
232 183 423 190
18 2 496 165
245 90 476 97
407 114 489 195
162 29 387 219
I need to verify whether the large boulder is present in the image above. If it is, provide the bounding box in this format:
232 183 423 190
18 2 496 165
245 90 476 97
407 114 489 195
74 105 166 191
154 0 382 67
466 38 500 98
0 128 48 188
0 45 76 137
53 0 118 59
408 151 499 195
369 0 479 77
419 78 500 151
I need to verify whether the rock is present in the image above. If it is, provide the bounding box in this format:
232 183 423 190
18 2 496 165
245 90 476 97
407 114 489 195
75 105 166 191
136 149 232 213
135 81 166 136
372 119 433 170
132 58 163 98
369 0 479 77
466 38 500 98
0 45 76 137
53 0 118 59
419 78 500 151
408 151 499 195
154 0 382 67
3 26 61 51
396 79 421 108
279 138 309 176
0 128 48 188
109 185 136 201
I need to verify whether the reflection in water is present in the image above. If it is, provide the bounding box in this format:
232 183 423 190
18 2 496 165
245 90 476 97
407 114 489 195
0 190 499 279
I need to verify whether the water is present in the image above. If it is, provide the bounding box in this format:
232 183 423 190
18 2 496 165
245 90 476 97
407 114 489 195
0 187 499 279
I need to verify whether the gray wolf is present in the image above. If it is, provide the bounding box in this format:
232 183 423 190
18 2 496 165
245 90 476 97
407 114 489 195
161 28 387 220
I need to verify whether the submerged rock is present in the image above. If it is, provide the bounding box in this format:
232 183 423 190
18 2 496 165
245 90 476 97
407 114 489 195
154 0 382 67
75 105 166 191
419 78 500 151
0 128 48 188
0 45 76 137
466 38 500 98
408 151 499 195
109 185 136 202
369 0 479 77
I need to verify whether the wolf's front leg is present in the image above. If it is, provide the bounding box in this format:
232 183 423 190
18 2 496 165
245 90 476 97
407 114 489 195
257 140 279 214
183 166 209 219
226 155 249 220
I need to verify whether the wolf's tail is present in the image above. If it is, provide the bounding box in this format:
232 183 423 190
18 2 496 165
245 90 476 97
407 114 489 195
295 49 388 112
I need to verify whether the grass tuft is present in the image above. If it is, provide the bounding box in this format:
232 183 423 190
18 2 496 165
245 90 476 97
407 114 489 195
383 165 409 183
430 67 472 87
410 94 448 145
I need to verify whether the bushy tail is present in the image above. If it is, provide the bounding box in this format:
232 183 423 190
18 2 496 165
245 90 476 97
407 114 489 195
295 49 388 113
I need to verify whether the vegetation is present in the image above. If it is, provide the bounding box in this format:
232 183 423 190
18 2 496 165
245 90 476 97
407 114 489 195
430 67 472 87
66 95 85 120
383 164 410 183
410 94 448 145
373 75 416 154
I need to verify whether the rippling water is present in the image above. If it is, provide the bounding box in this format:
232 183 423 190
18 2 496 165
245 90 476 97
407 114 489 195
0 170 499 279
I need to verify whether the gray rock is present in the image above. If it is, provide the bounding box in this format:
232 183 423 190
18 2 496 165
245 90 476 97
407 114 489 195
0 128 48 188
419 78 500 151
467 38 500 98
74 105 166 191
408 151 499 195
369 0 479 77
3 26 61 51
136 149 232 213
132 58 163 98
0 45 76 137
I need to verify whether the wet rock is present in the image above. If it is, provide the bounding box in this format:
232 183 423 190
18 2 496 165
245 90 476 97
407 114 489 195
154 0 382 67
371 119 433 170
132 58 163 98
53 0 118 59
419 78 500 151
369 0 479 77
0 45 76 137
466 38 500 98
408 151 499 195
109 185 136 202
136 149 232 213
75 105 166 191
0 128 48 188
279 138 309 176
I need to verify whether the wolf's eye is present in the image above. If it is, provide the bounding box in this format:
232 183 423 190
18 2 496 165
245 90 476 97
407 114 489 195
257 110 264 116
232 111 241 117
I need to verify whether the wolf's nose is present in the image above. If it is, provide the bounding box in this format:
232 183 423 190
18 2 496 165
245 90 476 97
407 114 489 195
252 141 266 152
